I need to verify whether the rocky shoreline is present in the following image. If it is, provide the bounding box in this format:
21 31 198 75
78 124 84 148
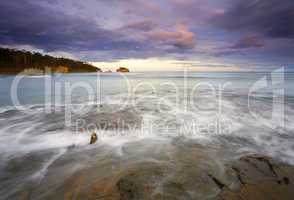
2 105 293 199
30 153 293 200
218 155 294 200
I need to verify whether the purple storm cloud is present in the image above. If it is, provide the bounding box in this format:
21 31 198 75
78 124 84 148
0 0 293 67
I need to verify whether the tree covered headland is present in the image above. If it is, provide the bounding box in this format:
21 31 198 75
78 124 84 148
0 48 101 74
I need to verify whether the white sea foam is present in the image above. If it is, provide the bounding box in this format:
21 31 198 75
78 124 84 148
31 148 67 181
0 72 294 197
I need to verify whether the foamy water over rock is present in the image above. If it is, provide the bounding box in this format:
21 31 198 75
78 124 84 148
0 72 293 199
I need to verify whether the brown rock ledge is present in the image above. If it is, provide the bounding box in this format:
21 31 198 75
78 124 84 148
35 154 294 200
219 155 294 200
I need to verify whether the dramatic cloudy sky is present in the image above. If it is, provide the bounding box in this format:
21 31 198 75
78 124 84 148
0 0 293 71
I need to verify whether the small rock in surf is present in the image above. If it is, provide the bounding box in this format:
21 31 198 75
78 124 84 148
90 133 98 144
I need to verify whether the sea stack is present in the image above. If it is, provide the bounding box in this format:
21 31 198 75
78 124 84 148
116 67 130 73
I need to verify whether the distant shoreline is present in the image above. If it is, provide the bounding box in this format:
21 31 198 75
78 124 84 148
0 48 101 74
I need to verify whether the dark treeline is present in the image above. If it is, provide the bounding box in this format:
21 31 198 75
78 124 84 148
0 48 100 74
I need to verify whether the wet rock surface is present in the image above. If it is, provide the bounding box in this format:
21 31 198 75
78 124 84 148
219 155 294 200
50 155 294 200
7 137 294 200
116 164 165 200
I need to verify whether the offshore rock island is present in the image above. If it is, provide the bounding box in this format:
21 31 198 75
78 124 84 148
116 67 130 73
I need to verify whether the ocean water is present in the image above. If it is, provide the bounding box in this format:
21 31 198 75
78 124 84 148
0 71 294 198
